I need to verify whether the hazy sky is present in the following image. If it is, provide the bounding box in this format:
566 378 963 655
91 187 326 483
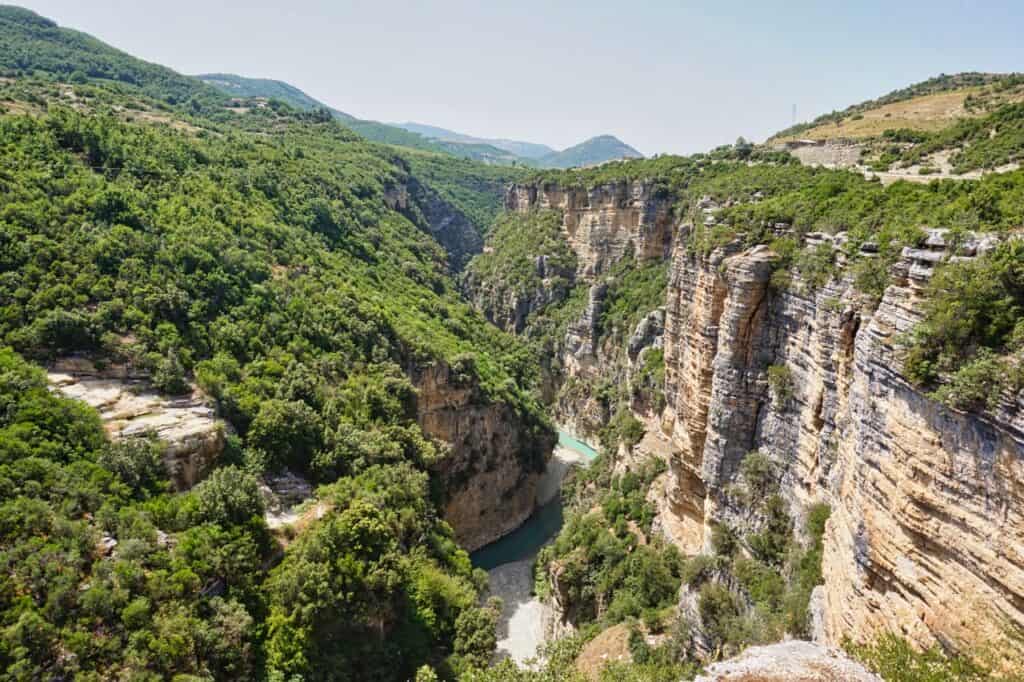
18 0 1024 155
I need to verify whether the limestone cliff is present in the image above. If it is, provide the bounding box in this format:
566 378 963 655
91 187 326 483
412 360 555 551
472 172 1024 664
48 357 224 490
479 180 675 441
505 180 675 279
656 230 1024 663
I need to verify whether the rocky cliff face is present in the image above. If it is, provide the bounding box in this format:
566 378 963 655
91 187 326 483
48 358 224 490
656 230 1024 663
491 180 674 441
412 360 554 551
475 174 1024 663
505 180 675 279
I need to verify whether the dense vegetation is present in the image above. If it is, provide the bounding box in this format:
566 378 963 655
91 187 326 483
594 259 668 347
0 6 225 109
527 453 696 679
905 239 1024 410
199 74 530 166
402 151 529 234
4 5 1024 679
0 59 552 681
198 73 356 119
462 209 577 329
0 347 271 679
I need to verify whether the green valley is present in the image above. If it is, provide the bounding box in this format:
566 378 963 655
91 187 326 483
1 3 1024 682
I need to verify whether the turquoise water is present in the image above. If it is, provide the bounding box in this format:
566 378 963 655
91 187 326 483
470 429 597 570
558 429 599 461
470 495 564 570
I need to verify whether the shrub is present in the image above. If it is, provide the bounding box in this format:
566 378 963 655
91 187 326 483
740 451 777 498
697 583 742 646
193 466 264 526
846 634 991 681
97 437 166 496
247 399 324 471
766 364 793 402
748 493 792 566
931 349 1012 411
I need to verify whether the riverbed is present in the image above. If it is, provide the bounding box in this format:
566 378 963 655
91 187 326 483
470 429 598 665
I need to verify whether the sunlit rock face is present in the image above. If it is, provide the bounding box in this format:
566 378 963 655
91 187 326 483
494 180 676 442
505 180 675 280
48 357 224 490
657 230 1024 664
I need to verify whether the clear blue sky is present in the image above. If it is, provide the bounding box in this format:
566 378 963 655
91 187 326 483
18 0 1024 155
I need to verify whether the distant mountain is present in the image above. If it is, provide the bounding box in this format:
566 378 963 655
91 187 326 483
538 135 643 169
397 122 556 160
198 73 524 165
397 124 643 168
0 6 635 170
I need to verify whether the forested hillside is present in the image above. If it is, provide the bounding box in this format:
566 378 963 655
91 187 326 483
199 73 530 166
3 3 1024 680
0 6 552 679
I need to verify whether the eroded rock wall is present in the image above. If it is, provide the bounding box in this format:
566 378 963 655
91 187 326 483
505 180 675 279
48 358 224 490
657 233 1024 662
472 179 676 443
821 240 1024 663
413 361 555 551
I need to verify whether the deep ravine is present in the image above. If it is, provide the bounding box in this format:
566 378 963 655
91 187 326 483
470 429 598 665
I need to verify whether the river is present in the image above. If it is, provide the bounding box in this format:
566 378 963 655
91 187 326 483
470 429 598 665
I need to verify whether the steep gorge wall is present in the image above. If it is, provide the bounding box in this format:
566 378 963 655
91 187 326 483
413 361 554 551
656 232 1024 662
385 177 483 271
501 180 676 441
505 180 675 279
476 175 1024 660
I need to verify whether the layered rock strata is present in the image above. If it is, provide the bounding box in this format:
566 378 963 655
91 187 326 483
657 229 1024 662
505 180 675 279
413 360 555 551
47 357 224 490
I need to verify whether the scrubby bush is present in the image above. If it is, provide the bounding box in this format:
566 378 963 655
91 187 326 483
193 465 264 526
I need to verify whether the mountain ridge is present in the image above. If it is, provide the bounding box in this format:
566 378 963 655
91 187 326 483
196 70 641 168
396 122 558 160
397 121 644 168
539 134 644 168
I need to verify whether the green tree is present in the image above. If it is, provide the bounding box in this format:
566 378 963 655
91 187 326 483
193 466 264 526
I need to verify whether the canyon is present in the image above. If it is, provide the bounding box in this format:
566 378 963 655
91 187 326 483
49 171 1024 673
465 176 1024 672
